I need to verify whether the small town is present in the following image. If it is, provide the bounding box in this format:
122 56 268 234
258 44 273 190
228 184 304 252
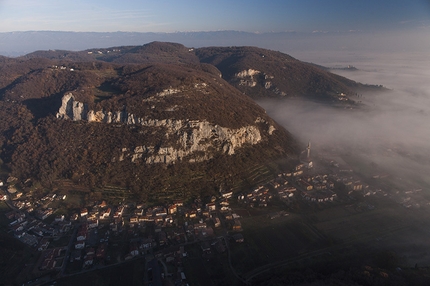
1 141 428 286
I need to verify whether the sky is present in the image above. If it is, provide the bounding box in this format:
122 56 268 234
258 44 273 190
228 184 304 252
0 0 429 33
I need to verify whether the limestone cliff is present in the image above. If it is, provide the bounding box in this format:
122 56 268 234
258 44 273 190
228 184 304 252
56 93 272 165
56 92 88 121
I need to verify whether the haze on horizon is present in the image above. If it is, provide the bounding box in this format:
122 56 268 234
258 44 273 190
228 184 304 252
0 0 429 58
1 0 429 34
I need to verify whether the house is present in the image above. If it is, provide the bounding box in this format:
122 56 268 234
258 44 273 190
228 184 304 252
296 163 305 170
75 241 85 249
165 215 173 224
86 248 95 256
293 170 303 177
157 231 167 246
299 179 313 191
84 254 94 266
155 208 167 217
271 181 281 188
154 216 164 223
59 220 72 233
168 205 177 214
96 243 107 259
5 211 17 220
69 213 78 221
213 217 221 228
80 208 88 217
101 208 111 219
327 180 335 189
88 219 98 229
113 206 124 218
232 220 242 231
174 200 184 207
207 202 216 211
70 249 82 261
187 211 197 218
193 223 206 230
77 228 87 241
221 191 233 198
140 238 154 250
141 216 155 222
38 238 50 251
129 243 140 257
232 233 244 243
55 215 65 222
36 209 53 220
353 181 363 191
220 200 229 206
40 258 56 270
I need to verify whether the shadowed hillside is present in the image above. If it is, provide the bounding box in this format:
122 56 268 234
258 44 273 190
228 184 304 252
0 47 300 200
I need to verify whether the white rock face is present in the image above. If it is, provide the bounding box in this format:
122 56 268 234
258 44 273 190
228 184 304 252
56 93 270 165
120 122 262 164
235 69 261 87
235 69 260 78
56 93 88 121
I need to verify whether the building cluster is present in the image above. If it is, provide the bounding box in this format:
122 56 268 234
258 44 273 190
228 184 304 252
391 188 426 209
5 209 70 248
298 175 337 203
39 247 66 272
237 185 272 208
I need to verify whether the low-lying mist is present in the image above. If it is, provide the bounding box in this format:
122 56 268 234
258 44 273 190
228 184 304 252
258 52 430 187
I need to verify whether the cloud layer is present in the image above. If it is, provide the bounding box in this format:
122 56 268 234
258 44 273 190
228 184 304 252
258 51 430 184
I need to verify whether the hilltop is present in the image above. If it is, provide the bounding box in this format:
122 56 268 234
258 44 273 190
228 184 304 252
21 42 381 102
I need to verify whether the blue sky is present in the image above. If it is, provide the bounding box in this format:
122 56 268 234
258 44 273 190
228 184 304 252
0 0 429 33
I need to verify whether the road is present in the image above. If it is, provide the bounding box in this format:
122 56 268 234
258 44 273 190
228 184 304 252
221 235 248 284
59 223 80 277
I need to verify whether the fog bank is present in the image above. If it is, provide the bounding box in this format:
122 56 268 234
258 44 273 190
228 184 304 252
258 51 430 184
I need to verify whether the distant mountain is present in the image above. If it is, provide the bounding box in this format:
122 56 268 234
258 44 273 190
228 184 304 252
0 30 287 57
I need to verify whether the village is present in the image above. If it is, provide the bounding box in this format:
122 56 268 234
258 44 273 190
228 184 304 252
1 142 429 285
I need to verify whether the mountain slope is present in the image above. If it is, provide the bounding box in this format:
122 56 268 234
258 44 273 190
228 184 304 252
21 42 381 103
196 46 364 101
0 42 383 200
0 56 299 200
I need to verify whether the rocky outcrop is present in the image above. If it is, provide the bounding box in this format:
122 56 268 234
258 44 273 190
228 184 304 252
57 93 272 165
235 69 277 91
235 69 260 87
56 93 88 121
116 122 263 164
